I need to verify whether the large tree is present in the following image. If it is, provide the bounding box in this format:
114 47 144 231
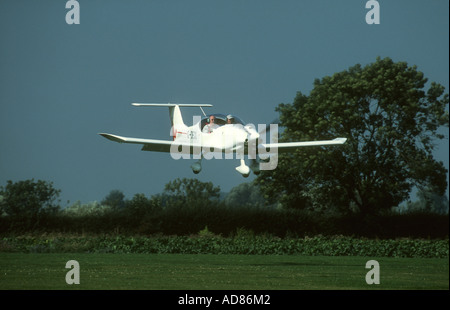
257 57 448 215
0 179 61 218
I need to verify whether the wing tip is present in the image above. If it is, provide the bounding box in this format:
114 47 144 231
334 137 347 144
98 133 124 143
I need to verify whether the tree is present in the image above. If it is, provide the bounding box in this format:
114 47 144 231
0 194 5 215
257 57 448 215
62 200 114 217
101 189 126 210
125 193 162 218
224 182 268 208
163 178 221 207
0 179 61 218
406 188 449 214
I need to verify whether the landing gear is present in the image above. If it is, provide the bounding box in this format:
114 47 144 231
235 159 250 178
249 159 260 175
191 160 202 174
191 157 256 178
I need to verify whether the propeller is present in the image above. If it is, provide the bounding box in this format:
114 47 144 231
233 118 280 177
245 124 260 142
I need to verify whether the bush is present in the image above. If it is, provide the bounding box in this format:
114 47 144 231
1 234 448 258
1 198 448 238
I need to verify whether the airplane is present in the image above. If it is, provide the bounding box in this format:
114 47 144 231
99 103 347 177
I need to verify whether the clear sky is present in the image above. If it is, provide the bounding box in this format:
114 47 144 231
1 0 448 205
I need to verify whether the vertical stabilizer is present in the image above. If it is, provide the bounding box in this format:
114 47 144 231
169 104 184 128
132 103 212 139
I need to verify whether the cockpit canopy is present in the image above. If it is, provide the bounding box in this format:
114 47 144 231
200 114 245 130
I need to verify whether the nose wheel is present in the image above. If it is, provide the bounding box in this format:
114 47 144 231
236 159 250 177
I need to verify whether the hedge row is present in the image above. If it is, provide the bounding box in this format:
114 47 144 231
1 235 448 258
1 207 448 239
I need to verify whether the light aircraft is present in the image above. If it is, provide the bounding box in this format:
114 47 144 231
99 103 347 177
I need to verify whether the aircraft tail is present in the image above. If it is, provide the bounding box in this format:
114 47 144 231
132 103 212 139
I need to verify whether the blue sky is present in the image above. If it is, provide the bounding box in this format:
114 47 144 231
0 0 448 205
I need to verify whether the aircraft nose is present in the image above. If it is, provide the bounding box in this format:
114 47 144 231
250 131 259 141
247 128 259 141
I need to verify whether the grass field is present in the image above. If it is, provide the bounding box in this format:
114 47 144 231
0 253 448 290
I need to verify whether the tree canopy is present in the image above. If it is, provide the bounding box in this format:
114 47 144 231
256 57 449 215
163 177 221 208
0 179 61 218
224 181 268 208
101 189 126 210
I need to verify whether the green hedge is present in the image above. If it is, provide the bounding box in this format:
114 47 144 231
0 206 448 239
1 235 448 258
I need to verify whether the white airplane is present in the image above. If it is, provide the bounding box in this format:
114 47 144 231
99 103 347 177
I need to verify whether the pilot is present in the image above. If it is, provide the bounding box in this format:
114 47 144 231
202 115 220 133
226 114 235 124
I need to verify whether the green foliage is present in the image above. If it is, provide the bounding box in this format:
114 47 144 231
1 202 448 238
257 57 449 215
62 201 114 217
1 235 448 258
198 225 215 238
405 188 449 214
163 178 221 208
122 193 163 234
101 189 125 209
0 195 4 216
0 179 60 227
1 178 448 239
224 181 268 208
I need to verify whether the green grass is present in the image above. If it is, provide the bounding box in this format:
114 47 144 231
0 253 448 290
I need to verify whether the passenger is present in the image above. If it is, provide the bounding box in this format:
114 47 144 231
226 114 235 124
202 115 220 133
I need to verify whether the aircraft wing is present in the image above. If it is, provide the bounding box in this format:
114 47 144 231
100 133 346 155
99 133 210 154
99 133 174 152
259 138 347 153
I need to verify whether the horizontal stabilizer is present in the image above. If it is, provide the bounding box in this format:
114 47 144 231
132 103 213 107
